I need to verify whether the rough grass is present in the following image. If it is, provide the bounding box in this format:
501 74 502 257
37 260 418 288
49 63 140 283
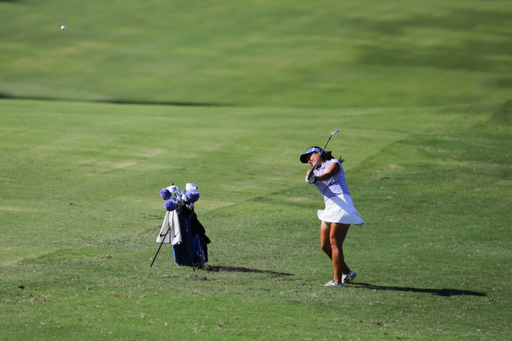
0 99 511 340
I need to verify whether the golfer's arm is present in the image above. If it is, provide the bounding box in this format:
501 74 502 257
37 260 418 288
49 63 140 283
315 163 340 182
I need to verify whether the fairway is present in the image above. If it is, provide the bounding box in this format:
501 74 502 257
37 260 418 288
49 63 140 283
1 99 511 340
1 0 512 340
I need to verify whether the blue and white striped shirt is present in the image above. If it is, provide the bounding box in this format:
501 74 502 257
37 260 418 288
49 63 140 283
313 159 351 200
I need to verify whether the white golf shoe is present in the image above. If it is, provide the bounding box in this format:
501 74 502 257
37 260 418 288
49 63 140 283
342 270 357 284
324 280 343 287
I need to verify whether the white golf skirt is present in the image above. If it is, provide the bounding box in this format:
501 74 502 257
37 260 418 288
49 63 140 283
317 194 364 226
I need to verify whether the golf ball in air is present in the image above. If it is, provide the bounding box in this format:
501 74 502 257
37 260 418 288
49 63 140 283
61 25 66 30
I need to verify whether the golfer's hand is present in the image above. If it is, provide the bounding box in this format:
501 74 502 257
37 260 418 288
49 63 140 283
305 175 316 184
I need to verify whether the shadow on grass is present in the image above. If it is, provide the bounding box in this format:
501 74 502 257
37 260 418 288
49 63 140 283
352 282 486 297
205 265 294 276
0 93 226 107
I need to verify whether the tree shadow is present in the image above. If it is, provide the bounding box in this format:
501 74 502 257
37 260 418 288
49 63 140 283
0 93 226 107
204 265 294 277
351 282 486 297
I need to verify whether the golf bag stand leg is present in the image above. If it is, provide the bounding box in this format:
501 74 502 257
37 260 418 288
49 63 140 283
150 228 170 267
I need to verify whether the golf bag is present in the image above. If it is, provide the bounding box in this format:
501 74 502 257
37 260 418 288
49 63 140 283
172 207 210 268
152 182 210 269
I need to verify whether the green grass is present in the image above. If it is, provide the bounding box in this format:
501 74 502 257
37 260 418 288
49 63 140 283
1 98 511 340
1 0 512 339
1 0 512 107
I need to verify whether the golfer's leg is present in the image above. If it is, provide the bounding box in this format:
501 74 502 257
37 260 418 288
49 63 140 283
330 223 350 283
320 221 332 259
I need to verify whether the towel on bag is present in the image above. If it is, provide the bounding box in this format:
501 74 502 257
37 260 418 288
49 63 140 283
156 210 182 245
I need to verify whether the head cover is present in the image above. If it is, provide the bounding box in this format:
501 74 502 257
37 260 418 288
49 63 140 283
300 147 324 163
160 188 172 201
184 191 200 203
163 198 177 211
167 185 181 194
186 183 199 192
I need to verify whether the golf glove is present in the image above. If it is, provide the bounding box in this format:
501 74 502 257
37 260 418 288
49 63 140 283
305 175 317 184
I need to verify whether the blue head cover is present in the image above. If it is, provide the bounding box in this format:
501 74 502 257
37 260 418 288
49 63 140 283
184 191 200 203
160 188 172 200
300 147 324 163
163 198 177 211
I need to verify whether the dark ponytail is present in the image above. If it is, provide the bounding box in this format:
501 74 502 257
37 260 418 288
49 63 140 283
312 146 345 164
325 151 345 163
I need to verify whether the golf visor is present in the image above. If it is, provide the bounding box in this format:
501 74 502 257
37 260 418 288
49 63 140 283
300 147 324 163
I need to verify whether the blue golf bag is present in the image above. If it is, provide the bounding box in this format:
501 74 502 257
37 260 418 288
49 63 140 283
172 207 210 268
152 184 210 269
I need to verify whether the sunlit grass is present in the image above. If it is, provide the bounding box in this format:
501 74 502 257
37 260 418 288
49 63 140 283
0 98 510 340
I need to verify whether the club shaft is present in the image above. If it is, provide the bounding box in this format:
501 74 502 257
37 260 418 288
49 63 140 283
311 130 338 171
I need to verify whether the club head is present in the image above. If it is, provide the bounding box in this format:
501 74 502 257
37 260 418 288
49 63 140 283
331 129 339 135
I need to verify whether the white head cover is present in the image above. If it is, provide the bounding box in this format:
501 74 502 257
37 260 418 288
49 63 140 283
186 183 199 192
167 185 181 194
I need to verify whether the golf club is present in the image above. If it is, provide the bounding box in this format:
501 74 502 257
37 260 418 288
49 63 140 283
311 129 339 171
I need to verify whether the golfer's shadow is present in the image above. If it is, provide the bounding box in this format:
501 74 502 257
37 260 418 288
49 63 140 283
351 282 486 297
205 265 293 276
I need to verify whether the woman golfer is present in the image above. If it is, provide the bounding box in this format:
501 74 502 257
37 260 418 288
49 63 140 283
301 146 364 287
